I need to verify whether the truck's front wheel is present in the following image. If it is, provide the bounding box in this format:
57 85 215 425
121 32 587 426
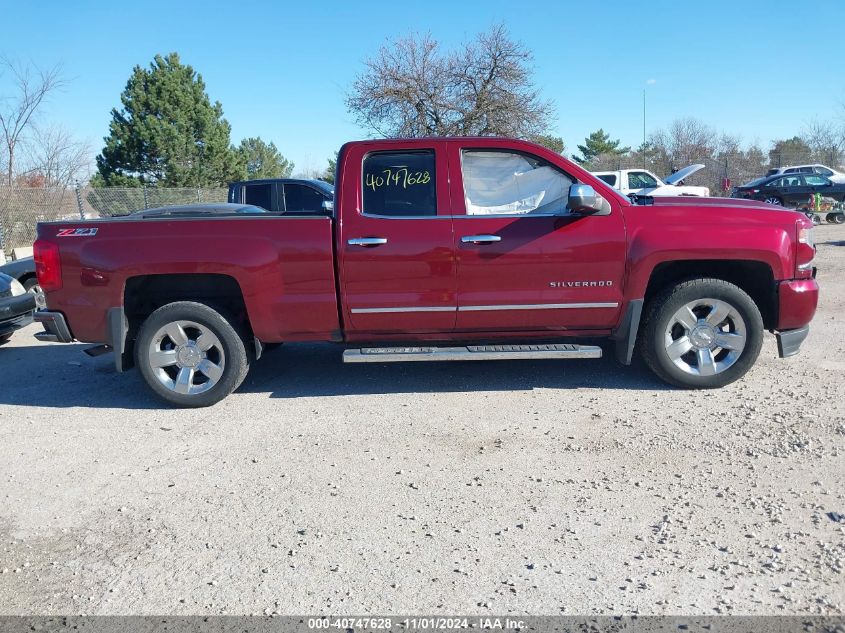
639 278 764 389
135 301 249 407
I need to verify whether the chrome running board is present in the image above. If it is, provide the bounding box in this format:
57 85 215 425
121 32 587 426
343 343 602 363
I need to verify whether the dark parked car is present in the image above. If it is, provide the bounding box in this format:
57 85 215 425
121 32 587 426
732 174 845 207
0 256 45 308
0 272 36 343
227 178 334 214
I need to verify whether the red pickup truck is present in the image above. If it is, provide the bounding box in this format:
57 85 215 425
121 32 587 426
33 137 819 407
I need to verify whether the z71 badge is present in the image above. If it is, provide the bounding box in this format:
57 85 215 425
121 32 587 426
56 228 98 237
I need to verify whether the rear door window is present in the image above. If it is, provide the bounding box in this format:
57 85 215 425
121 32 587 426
804 175 829 186
243 184 273 211
283 184 326 213
362 151 437 217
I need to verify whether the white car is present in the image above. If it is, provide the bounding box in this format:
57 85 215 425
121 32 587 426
765 164 845 183
591 165 709 197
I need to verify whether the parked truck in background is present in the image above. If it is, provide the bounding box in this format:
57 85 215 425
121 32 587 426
227 178 334 214
33 137 818 407
592 165 710 197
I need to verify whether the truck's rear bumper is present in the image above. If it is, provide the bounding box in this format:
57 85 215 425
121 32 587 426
777 278 819 330
34 310 74 343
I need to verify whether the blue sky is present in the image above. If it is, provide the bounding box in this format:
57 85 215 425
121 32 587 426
2 0 843 177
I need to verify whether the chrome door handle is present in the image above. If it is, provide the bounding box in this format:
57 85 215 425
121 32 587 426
348 237 388 247
461 234 502 244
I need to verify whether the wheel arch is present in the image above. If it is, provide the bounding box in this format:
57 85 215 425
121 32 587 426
119 273 252 372
643 260 778 329
615 258 778 366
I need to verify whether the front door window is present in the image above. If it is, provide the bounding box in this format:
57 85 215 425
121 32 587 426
461 150 572 216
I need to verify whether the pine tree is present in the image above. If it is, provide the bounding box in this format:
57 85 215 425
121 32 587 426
236 137 293 180
574 129 630 166
93 53 244 187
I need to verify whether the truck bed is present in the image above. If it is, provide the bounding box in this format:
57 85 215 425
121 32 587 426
36 214 340 344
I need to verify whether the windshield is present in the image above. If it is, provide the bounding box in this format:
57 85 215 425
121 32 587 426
310 180 335 196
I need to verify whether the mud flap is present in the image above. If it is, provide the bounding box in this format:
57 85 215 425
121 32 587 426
611 299 643 365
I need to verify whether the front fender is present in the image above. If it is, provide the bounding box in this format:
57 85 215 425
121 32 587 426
624 221 793 299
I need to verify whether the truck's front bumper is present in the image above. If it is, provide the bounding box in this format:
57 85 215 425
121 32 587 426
777 278 819 330
34 310 74 343
775 325 809 358
773 277 818 359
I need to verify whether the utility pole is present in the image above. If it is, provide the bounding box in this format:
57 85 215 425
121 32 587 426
642 88 646 169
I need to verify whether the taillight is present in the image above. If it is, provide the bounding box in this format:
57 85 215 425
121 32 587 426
33 239 62 292
795 219 815 279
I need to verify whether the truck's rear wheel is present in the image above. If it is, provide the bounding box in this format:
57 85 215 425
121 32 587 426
135 301 249 407
639 278 763 389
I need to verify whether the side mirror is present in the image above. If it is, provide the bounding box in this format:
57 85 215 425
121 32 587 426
322 199 334 212
567 184 604 214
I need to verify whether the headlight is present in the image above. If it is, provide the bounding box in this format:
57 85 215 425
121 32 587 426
9 278 26 297
796 224 816 276
798 226 814 248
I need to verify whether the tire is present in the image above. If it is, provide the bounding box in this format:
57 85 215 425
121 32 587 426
811 214 821 225
23 278 46 310
134 301 250 408
763 196 783 206
638 278 764 389
832 213 845 224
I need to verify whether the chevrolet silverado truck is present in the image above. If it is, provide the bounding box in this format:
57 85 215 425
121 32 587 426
32 137 819 407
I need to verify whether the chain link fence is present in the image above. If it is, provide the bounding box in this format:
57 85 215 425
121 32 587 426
590 149 844 196
0 185 227 257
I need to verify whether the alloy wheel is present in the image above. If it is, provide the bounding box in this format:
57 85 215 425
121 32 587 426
664 298 746 377
147 320 225 395
28 283 46 309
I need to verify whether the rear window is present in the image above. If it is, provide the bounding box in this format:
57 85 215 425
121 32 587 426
596 174 617 187
362 151 436 217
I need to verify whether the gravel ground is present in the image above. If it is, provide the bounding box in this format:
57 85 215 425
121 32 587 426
0 225 843 616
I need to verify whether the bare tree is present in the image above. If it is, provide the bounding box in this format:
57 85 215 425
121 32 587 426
651 118 717 167
802 118 844 165
346 25 553 138
0 57 65 185
23 124 91 187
